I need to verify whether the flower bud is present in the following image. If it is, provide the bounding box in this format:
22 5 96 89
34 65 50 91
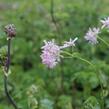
4 24 16 38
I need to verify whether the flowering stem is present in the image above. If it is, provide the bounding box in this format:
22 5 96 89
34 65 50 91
50 0 64 93
50 0 61 35
98 36 109 47
62 51 94 66
62 51 104 108
4 39 19 109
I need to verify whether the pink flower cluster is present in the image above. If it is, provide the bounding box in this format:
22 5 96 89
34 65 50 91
41 38 78 68
41 16 109 68
84 16 109 44
100 17 109 29
41 40 60 69
84 28 100 45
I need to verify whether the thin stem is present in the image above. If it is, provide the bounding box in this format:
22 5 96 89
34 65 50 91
50 0 60 35
98 36 109 47
98 70 105 109
50 0 64 93
4 39 19 109
62 51 94 67
62 51 104 109
6 39 11 72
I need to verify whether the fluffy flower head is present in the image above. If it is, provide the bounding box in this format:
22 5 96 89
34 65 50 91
41 39 60 68
100 17 109 29
84 28 100 44
41 37 78 68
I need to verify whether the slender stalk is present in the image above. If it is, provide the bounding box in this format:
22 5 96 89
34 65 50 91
97 36 109 108
98 70 105 109
50 0 60 35
93 36 109 108
98 36 109 47
50 0 64 93
4 39 19 109
62 51 94 66
62 51 104 109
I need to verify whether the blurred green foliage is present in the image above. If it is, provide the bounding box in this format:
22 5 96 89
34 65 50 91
0 0 109 109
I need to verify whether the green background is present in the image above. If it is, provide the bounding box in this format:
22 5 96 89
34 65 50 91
0 0 109 109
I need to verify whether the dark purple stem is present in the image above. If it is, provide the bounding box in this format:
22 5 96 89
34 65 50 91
4 39 19 109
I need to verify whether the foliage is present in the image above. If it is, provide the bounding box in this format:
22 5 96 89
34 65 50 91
0 0 109 109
